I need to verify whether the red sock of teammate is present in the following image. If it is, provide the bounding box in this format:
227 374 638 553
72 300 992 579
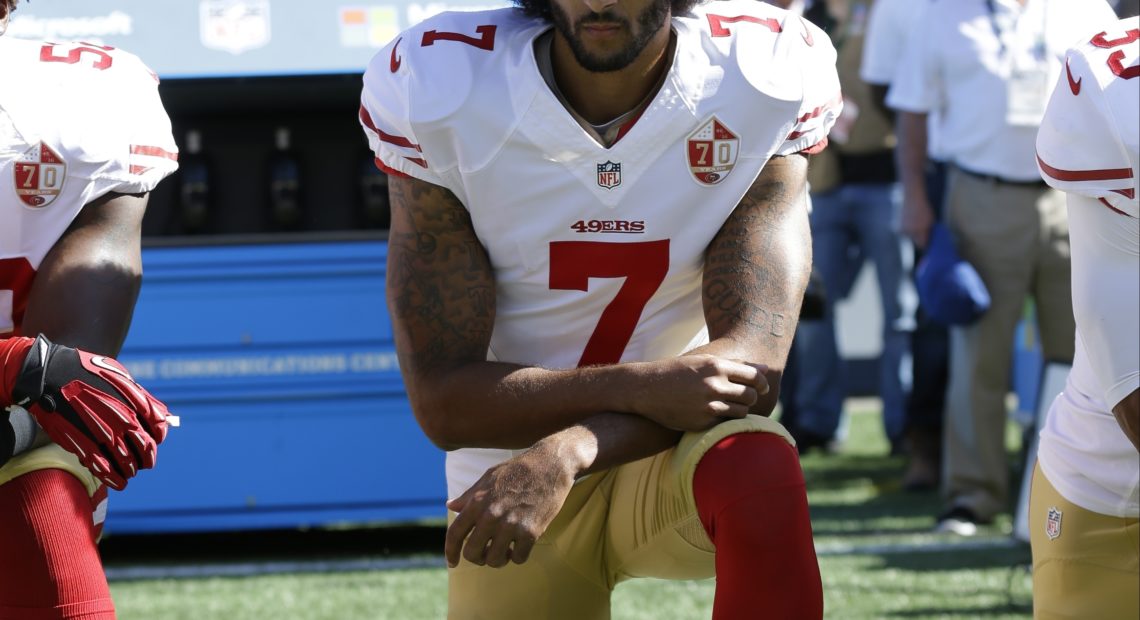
0 469 115 620
693 432 823 620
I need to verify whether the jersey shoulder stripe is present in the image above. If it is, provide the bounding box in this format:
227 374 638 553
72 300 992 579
1036 16 1138 217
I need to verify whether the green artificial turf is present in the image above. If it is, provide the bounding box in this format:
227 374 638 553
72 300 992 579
109 402 1034 619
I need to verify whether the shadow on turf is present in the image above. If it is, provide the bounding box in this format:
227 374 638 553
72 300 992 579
802 450 1030 539
841 549 1034 617
877 545 1031 572
100 525 447 566
884 605 1033 618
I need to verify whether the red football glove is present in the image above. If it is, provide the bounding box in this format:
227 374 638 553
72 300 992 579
0 334 170 490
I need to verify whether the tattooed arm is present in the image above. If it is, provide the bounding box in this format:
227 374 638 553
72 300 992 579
387 175 768 451
696 153 812 415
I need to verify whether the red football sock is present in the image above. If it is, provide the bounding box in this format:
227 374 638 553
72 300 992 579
0 469 115 620
693 432 823 620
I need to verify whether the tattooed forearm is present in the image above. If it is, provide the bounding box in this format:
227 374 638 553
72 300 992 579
702 155 811 357
387 175 496 374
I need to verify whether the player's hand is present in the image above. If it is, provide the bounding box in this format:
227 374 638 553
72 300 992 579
626 355 768 432
4 334 171 490
901 191 935 250
445 442 576 569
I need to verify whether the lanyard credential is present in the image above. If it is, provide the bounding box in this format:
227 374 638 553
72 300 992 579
985 0 1048 64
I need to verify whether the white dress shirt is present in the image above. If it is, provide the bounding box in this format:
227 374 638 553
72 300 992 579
887 0 1116 181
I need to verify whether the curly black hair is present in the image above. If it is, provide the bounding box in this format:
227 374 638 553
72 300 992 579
512 0 700 22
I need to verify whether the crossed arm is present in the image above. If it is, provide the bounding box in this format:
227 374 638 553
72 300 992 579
5 192 149 456
387 154 812 567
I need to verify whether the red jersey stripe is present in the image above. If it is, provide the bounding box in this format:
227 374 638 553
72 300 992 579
359 106 422 152
130 145 178 161
1098 197 1135 217
375 158 411 178
1036 154 1134 183
800 137 829 155
794 94 844 124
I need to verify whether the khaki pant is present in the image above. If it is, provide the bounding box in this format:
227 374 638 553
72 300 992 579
0 443 98 496
943 169 1074 520
1030 464 1140 619
447 415 793 620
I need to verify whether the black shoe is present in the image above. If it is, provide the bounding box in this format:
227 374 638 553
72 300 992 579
934 506 989 536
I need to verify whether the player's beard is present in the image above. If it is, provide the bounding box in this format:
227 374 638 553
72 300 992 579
550 0 671 73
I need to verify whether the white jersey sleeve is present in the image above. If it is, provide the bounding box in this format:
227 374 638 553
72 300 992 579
359 10 536 203
1036 17 1139 218
0 38 178 198
358 30 447 188
775 15 842 156
91 47 180 194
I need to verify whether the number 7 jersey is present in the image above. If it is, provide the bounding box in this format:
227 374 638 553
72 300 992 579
362 1 839 369
0 37 178 335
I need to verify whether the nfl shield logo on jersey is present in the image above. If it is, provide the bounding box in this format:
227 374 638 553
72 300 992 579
687 116 739 186
200 0 271 55
1045 507 1062 540
597 161 621 190
14 142 66 208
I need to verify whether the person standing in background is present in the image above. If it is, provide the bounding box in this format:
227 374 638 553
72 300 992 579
787 0 913 460
887 0 1118 535
861 0 945 491
1031 15 1138 617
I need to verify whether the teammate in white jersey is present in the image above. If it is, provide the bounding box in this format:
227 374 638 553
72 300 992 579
1 1 177 617
362 0 840 616
1032 15 1139 619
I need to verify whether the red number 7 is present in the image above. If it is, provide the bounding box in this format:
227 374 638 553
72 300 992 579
549 240 670 367
421 25 497 51
706 14 782 38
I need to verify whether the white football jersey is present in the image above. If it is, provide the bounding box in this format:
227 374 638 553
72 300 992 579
361 1 840 497
1036 17 1139 518
0 37 178 336
1037 16 1139 218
